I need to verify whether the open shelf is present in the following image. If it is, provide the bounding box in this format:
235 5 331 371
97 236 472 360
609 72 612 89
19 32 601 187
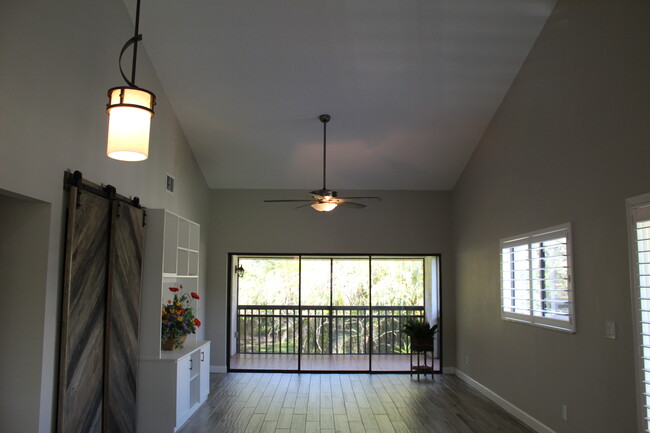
138 209 208 433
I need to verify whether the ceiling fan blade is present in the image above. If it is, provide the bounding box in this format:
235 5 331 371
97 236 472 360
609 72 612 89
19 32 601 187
339 201 366 209
338 196 382 201
264 199 315 203
295 203 314 209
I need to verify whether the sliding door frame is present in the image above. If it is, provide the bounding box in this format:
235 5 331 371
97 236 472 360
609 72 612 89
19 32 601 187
226 252 442 374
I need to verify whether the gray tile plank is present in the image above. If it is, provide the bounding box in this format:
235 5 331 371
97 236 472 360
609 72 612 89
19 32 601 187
178 373 535 433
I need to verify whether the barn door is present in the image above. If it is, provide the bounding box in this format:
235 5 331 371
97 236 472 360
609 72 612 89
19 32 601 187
58 172 145 433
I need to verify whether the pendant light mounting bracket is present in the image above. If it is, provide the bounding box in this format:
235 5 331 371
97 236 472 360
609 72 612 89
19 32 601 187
119 35 144 88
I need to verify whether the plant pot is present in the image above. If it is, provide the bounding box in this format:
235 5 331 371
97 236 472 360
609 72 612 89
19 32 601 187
162 334 187 351
411 336 433 352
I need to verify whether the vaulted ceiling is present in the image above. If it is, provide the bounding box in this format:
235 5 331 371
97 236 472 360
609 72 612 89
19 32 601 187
128 0 555 190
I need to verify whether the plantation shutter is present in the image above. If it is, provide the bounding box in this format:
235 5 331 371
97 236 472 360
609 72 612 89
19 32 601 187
629 201 650 432
500 223 574 332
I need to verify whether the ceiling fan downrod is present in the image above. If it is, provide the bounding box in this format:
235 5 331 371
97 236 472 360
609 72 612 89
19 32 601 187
319 114 330 192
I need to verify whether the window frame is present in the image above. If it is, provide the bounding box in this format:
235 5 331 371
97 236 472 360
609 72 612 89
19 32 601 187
500 223 575 332
626 193 650 433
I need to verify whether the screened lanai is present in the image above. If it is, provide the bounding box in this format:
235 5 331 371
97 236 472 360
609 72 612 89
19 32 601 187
227 255 441 373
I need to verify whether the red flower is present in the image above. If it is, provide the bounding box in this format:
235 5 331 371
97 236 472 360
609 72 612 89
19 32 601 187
169 287 180 292
193 318 201 327
191 292 200 299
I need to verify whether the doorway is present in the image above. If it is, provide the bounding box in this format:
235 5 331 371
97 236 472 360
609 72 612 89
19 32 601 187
0 191 51 432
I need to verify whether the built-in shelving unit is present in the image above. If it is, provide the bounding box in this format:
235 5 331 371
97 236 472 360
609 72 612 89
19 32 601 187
137 209 210 433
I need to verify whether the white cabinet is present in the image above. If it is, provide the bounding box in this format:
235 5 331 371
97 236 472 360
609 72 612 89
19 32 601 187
137 209 209 433
137 341 211 432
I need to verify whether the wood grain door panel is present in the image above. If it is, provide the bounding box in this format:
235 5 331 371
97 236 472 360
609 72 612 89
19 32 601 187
58 187 110 433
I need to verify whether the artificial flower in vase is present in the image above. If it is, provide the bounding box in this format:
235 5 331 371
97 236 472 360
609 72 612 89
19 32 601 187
161 285 201 350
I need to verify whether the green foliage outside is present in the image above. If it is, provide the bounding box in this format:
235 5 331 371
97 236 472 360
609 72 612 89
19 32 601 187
236 257 427 355
237 257 424 307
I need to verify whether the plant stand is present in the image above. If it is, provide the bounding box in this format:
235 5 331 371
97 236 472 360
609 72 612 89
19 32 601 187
410 340 434 380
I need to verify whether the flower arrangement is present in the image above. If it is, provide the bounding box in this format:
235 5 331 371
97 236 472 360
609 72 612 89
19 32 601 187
161 285 201 350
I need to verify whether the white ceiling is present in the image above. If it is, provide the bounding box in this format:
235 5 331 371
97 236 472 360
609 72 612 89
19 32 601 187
129 0 555 190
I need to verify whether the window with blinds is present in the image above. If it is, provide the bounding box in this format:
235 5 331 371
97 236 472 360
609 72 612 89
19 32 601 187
500 223 575 332
627 195 650 433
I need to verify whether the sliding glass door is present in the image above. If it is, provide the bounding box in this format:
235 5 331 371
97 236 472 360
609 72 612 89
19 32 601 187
371 258 426 372
231 256 299 371
299 258 334 370
327 258 370 371
229 254 439 373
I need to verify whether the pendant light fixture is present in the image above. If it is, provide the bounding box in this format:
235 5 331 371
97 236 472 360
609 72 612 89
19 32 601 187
106 0 156 161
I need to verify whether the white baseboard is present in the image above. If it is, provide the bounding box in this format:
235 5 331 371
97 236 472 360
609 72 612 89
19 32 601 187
454 369 556 433
210 365 227 373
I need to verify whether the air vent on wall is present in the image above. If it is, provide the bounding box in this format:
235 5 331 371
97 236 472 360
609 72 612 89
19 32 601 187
166 174 175 194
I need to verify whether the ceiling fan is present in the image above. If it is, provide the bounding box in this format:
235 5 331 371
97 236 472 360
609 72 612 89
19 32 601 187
264 114 382 212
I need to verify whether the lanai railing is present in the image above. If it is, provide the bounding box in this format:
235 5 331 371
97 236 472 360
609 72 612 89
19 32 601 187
237 305 425 355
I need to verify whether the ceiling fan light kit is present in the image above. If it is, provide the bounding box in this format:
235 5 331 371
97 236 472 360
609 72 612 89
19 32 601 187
264 114 382 212
311 201 338 212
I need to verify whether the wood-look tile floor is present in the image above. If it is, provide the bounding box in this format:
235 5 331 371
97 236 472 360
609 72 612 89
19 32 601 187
177 373 534 433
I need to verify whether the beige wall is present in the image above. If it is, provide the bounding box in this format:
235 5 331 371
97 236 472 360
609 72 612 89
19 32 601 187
452 0 650 432
206 189 454 369
0 1 210 432
0 195 51 433
5 0 649 431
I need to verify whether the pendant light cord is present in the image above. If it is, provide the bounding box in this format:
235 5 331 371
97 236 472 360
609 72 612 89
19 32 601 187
131 0 141 86
118 0 143 88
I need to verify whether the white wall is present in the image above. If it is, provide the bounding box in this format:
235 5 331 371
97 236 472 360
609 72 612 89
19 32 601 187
0 1 210 431
206 189 454 369
452 0 650 431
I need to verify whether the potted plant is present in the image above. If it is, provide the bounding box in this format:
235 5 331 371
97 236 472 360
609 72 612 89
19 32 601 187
402 318 438 352
161 285 201 350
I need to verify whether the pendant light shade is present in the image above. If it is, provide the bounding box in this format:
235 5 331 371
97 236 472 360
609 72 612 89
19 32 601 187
106 0 156 161
311 202 338 212
106 87 155 161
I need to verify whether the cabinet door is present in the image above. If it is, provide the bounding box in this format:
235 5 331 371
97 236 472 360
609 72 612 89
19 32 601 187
199 344 211 400
176 357 192 426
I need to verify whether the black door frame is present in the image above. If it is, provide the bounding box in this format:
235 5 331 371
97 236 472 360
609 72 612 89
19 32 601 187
226 252 443 374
